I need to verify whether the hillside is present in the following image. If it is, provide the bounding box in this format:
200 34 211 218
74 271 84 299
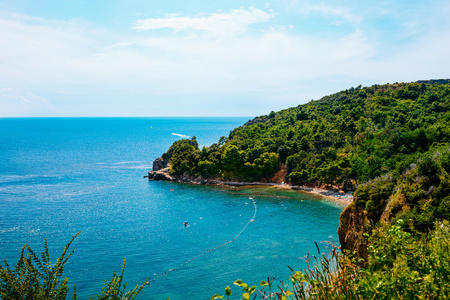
159 81 450 187
153 80 450 255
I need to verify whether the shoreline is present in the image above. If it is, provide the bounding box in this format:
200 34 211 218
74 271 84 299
222 182 353 206
290 184 353 206
146 170 353 206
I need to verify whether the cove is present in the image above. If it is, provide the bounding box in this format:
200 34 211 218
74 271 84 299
0 118 344 299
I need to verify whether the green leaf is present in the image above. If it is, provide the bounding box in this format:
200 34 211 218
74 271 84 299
242 293 250 300
249 286 256 295
225 286 232 296
260 280 268 287
294 271 303 279
233 280 243 286
212 294 223 299
233 279 248 290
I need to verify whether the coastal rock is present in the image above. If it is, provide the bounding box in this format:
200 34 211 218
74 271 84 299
152 157 169 171
148 168 174 181
337 203 368 258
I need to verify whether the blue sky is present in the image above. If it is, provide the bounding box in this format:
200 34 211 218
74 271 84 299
0 0 449 117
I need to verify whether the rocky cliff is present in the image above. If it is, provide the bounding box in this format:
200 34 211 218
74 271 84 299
337 203 369 258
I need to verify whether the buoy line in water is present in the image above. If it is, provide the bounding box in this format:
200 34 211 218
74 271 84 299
145 197 257 285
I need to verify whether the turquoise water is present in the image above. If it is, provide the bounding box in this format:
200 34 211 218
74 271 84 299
0 118 344 299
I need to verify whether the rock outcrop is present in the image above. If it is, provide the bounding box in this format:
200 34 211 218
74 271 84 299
242 116 268 127
147 167 174 181
337 203 369 258
147 156 173 181
152 157 169 171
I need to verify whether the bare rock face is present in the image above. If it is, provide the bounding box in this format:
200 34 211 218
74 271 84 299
337 203 369 259
152 157 169 171
242 116 268 127
148 168 174 181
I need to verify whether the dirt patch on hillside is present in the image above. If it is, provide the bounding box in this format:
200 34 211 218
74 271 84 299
270 164 287 183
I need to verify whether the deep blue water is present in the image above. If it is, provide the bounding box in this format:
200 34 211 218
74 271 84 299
0 118 344 299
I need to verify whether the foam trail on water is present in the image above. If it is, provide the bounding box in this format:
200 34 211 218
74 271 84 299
172 133 190 138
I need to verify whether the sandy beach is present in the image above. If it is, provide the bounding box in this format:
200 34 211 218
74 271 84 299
284 184 353 205
255 183 353 206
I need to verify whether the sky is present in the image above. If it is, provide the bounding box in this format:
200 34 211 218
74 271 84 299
0 0 449 117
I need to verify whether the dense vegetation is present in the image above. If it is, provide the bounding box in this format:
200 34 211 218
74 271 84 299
164 81 450 190
353 145 450 231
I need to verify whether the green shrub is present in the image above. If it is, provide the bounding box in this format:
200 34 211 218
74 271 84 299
0 233 145 300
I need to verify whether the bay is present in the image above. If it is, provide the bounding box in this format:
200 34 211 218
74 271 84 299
0 117 344 299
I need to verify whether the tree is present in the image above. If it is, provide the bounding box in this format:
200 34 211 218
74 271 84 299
254 153 279 178
417 154 440 184
168 140 199 175
221 145 243 178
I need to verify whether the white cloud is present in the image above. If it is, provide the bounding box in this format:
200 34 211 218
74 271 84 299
107 42 134 49
132 7 276 35
296 2 362 24
0 4 449 116
0 88 57 117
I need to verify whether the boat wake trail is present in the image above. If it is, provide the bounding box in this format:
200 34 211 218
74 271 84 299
172 133 190 138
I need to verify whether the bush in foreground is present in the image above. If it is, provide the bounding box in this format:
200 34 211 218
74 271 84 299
0 232 145 300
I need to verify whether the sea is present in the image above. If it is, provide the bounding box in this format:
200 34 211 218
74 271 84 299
0 117 345 299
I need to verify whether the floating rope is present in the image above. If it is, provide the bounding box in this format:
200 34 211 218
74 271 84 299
145 197 257 285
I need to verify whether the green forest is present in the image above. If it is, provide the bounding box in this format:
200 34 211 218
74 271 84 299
165 81 450 190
